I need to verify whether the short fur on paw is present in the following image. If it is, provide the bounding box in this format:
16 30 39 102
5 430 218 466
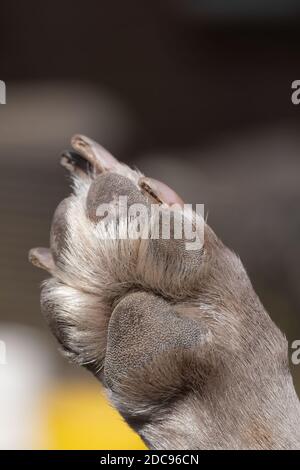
29 135 286 382
29 136 300 450
29 135 211 372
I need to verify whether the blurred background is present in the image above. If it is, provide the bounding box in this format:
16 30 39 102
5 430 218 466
1 0 300 449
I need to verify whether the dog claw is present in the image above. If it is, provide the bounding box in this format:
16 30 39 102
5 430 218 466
139 176 184 207
28 247 55 273
71 134 121 174
60 150 92 176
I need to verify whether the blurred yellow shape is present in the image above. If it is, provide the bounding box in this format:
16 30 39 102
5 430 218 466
43 381 147 450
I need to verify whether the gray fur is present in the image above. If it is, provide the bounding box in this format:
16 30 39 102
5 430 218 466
29 134 300 449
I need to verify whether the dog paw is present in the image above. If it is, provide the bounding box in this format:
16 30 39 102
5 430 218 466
29 135 211 373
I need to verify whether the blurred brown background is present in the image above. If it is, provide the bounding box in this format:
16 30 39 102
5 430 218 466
1 0 300 448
